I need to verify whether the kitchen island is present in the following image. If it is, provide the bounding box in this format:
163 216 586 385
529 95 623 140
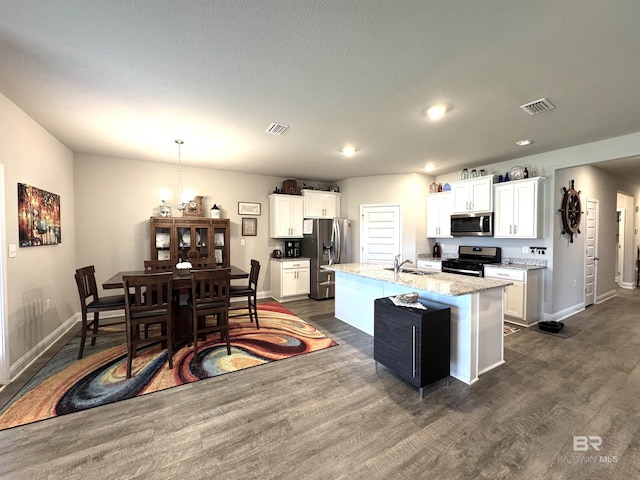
322 263 512 385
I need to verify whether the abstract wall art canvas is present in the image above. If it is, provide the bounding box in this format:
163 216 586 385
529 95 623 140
18 183 61 247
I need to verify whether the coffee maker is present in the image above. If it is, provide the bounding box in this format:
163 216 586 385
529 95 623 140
284 240 300 258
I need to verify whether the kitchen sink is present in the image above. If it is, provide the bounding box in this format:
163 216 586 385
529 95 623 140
383 267 435 276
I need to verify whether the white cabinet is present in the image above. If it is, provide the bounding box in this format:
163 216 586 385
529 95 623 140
269 194 304 238
494 177 544 238
302 190 340 218
484 266 543 327
270 259 310 302
451 175 494 214
416 259 442 271
426 192 452 238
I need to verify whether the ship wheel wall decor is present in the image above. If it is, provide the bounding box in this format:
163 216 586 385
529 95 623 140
559 179 583 243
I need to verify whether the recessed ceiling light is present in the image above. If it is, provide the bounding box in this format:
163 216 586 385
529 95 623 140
516 139 533 146
426 104 448 121
340 146 358 157
424 163 436 172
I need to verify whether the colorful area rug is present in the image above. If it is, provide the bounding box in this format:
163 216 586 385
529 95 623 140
0 302 337 431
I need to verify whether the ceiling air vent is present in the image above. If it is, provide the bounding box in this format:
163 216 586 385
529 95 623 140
520 98 555 115
265 122 289 135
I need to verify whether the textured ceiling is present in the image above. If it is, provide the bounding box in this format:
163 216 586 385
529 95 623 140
1 0 639 183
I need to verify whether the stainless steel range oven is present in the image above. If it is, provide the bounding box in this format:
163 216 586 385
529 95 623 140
441 246 501 277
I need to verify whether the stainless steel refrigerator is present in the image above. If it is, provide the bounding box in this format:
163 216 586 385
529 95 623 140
301 218 352 300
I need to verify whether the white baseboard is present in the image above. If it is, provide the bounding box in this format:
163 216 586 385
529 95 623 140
597 289 617 303
9 313 80 384
618 282 636 290
543 302 585 323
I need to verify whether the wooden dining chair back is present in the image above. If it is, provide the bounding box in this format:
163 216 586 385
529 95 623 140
74 265 127 359
123 272 174 378
189 260 217 270
144 260 173 272
187 268 231 357
229 259 261 328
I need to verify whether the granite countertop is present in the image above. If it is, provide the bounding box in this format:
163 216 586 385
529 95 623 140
270 257 311 262
322 263 512 297
485 262 546 271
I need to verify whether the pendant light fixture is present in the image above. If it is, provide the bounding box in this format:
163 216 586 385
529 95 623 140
158 140 194 217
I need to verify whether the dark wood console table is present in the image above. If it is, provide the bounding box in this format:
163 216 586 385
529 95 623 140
374 297 451 399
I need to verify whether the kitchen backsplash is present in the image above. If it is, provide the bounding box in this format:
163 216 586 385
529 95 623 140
417 252 547 267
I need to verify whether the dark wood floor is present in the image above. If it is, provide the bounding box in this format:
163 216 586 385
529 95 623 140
1 291 640 479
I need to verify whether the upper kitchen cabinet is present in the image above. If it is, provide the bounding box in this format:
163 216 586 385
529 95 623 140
494 177 544 238
269 194 304 238
302 190 341 218
426 192 452 238
450 175 494 214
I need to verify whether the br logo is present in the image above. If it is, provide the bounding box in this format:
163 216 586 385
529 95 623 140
573 435 602 452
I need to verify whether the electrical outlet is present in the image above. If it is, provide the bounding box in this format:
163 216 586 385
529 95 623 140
522 246 529 254
240 239 246 246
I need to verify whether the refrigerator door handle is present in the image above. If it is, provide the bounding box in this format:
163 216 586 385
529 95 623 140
332 219 341 264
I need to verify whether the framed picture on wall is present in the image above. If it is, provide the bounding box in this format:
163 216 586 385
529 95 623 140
18 183 62 247
242 217 257 236
238 202 261 215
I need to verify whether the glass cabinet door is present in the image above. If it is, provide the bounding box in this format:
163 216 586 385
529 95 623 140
177 225 210 261
152 225 172 261
214 226 226 265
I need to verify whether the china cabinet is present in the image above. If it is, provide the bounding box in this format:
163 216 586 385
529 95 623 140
149 217 230 267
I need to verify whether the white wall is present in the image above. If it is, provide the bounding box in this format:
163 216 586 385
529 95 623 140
73 154 285 295
432 133 640 320
338 173 431 264
0 92 76 366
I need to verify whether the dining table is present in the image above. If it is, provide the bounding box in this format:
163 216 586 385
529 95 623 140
102 264 249 290
102 265 249 347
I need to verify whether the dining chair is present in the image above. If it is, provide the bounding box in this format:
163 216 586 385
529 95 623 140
187 268 231 356
74 265 127 359
122 272 174 378
229 259 261 329
143 260 173 272
189 260 217 270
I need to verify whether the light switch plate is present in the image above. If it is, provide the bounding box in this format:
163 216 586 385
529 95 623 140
8 244 17 258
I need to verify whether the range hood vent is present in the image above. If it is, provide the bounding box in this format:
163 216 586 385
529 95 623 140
520 98 555 115
265 122 289 135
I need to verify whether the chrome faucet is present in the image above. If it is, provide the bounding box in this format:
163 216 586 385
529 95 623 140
394 254 413 273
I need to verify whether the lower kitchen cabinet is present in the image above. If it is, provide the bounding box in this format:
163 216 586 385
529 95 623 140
484 266 543 326
374 297 450 398
416 259 442 271
270 258 310 302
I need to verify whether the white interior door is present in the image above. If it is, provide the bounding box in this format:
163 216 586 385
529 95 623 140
616 209 625 286
585 198 598 307
0 164 8 384
360 204 401 265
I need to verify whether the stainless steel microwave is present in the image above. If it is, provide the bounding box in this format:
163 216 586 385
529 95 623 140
450 213 493 237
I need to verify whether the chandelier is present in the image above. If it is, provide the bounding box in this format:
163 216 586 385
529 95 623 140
158 140 194 217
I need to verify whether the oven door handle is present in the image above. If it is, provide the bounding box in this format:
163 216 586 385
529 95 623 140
443 267 482 276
